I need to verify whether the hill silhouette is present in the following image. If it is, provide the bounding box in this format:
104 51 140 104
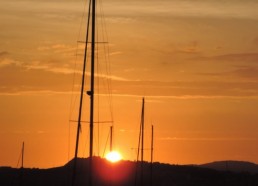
199 160 258 174
1 157 258 186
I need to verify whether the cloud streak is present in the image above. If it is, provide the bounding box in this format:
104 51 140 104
111 79 258 98
159 137 257 141
105 0 258 20
195 53 258 63
0 51 9 57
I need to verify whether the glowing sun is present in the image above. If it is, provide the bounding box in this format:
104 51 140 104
105 151 122 163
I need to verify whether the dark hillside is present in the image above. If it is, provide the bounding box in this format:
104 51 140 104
199 161 258 174
1 157 258 186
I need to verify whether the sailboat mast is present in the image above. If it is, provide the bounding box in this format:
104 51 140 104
89 0 95 159
134 98 145 186
21 142 24 168
140 97 145 186
19 142 24 186
141 98 145 162
89 0 96 185
150 125 154 186
72 1 92 185
110 126 113 152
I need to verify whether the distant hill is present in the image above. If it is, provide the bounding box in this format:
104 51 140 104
1 157 258 186
199 160 258 174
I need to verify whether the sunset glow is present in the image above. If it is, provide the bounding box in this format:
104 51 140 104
105 151 122 163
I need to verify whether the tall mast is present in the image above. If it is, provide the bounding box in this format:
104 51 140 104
134 98 145 186
140 97 145 186
72 0 92 185
89 0 96 185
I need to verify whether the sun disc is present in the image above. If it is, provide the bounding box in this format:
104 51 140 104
105 151 122 163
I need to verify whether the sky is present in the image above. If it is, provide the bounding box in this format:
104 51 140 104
1 0 258 168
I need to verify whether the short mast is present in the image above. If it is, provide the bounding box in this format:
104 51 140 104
150 125 154 186
110 126 113 152
20 142 24 186
21 142 24 169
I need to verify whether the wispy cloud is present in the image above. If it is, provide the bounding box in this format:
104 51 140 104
212 53 258 62
191 52 258 81
176 41 200 54
111 79 258 99
193 52 258 63
197 67 258 81
0 54 129 94
109 51 122 56
1 54 258 98
231 67 258 80
37 44 79 54
109 93 258 100
159 137 257 141
0 59 73 94
0 51 9 57
107 0 258 20
0 58 20 68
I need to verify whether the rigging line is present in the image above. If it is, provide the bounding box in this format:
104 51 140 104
16 147 22 168
96 18 100 156
96 6 106 156
99 0 114 126
102 128 111 158
96 38 107 157
135 106 143 186
82 126 90 157
69 0 89 122
100 0 115 155
96 12 110 158
105 16 114 126
95 0 114 156
74 0 92 159
68 0 90 163
137 101 143 162
99 1 110 87
135 98 145 186
13 143 24 186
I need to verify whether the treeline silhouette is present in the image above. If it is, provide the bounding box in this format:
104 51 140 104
1 157 258 186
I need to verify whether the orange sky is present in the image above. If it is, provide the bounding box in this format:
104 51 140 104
1 0 258 168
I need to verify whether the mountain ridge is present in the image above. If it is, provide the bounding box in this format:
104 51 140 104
1 157 258 186
198 160 258 174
